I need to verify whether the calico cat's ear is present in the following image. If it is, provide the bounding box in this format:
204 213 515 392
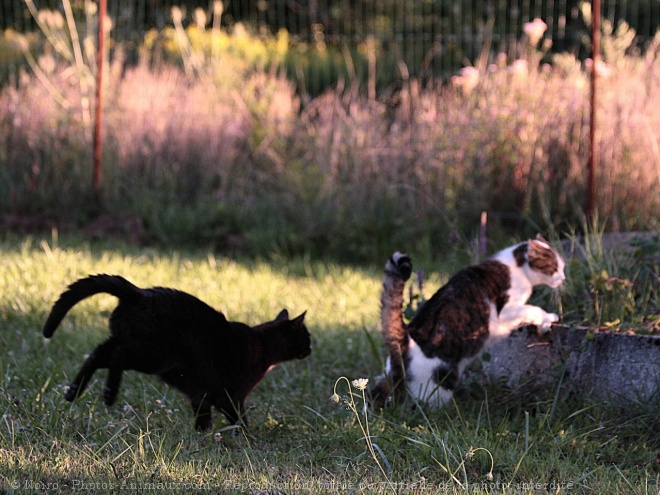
530 234 551 250
274 309 290 322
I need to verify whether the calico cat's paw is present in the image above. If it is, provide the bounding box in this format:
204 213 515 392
539 312 559 333
368 376 392 410
385 252 413 281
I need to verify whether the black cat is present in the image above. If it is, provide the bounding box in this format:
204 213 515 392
43 274 311 430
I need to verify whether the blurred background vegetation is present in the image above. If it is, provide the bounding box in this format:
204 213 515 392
1 0 659 262
3 0 659 93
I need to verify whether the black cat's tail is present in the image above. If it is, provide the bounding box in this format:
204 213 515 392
372 252 412 407
43 275 142 338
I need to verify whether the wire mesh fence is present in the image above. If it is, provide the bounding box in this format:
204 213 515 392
3 0 659 85
2 1 659 254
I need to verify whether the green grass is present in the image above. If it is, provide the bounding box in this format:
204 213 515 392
1 235 659 494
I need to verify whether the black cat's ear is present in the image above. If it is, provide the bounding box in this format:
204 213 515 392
291 311 306 326
274 309 290 322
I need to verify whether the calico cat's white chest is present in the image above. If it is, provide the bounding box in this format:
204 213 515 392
483 274 533 347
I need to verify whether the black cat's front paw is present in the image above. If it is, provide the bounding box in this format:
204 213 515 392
385 252 412 281
64 384 80 402
194 414 213 431
103 386 118 406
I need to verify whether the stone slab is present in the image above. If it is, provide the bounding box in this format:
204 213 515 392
483 325 660 407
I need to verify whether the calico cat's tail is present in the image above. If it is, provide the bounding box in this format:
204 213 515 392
371 252 412 407
380 252 413 356
43 275 142 338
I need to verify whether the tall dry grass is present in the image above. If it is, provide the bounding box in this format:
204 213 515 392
1 21 659 259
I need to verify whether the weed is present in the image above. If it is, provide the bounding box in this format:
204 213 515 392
558 219 660 332
331 377 393 486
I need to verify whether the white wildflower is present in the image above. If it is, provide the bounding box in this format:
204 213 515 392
194 8 207 30
451 66 479 94
213 1 224 17
508 59 529 77
595 60 613 78
351 378 369 391
171 6 183 24
523 18 548 46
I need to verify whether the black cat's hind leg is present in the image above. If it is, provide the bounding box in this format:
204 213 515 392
217 395 249 427
190 396 214 431
104 344 175 406
65 338 118 401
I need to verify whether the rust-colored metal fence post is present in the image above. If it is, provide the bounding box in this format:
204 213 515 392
93 0 107 196
588 0 600 222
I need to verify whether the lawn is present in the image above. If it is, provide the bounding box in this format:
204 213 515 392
1 234 659 494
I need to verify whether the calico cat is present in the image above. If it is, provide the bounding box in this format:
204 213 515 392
371 235 565 409
43 274 311 430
